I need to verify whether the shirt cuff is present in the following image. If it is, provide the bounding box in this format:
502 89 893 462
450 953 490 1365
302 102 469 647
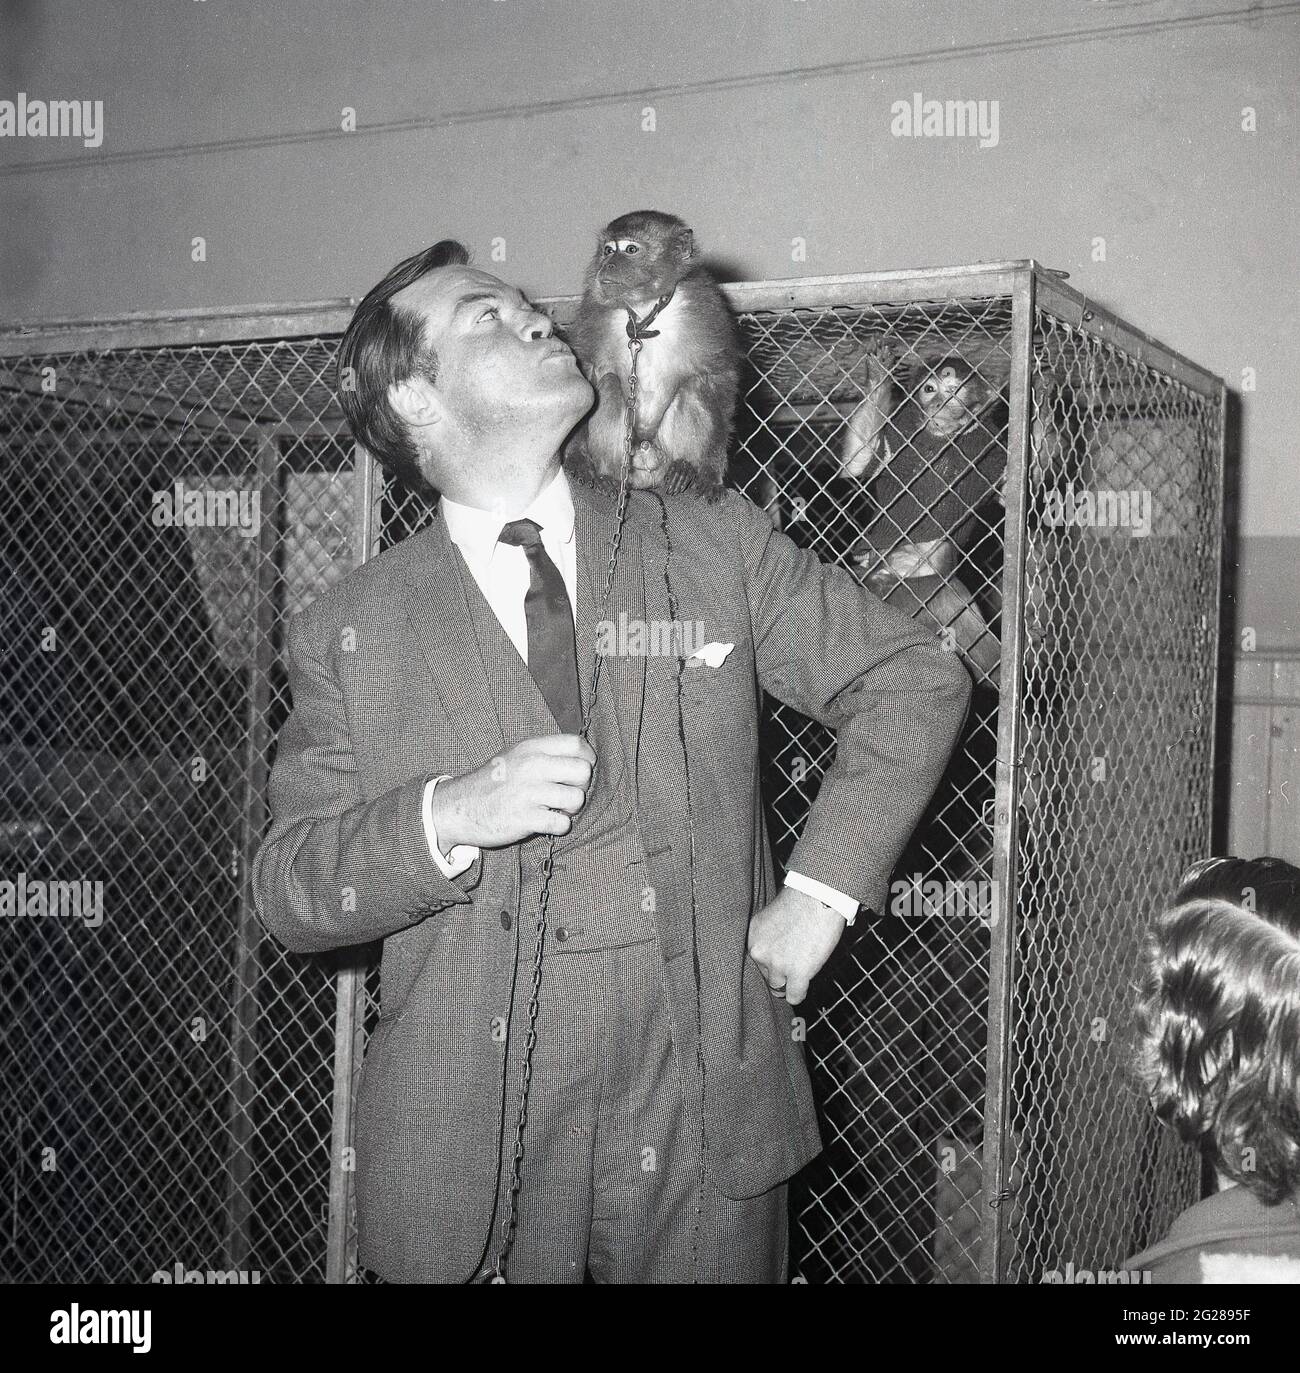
422 775 480 878
785 870 859 925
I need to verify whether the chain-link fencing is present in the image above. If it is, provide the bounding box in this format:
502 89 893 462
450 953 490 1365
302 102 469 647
0 265 1222 1283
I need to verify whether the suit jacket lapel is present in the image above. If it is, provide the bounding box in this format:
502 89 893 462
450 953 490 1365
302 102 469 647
615 492 694 963
398 507 508 770
571 475 646 793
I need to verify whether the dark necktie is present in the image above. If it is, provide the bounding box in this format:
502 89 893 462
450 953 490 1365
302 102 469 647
497 518 583 734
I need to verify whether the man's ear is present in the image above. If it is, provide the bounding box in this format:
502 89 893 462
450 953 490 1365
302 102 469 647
388 374 443 432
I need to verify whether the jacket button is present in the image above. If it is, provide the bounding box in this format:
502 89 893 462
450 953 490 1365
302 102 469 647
555 926 569 942
500 910 512 931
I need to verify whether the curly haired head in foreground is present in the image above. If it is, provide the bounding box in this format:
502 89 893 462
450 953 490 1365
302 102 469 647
1134 855 1300 1206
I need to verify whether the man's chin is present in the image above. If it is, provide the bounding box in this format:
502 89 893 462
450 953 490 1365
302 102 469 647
559 372 596 416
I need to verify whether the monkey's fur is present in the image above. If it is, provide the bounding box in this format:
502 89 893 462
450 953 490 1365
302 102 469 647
843 354 1007 688
564 211 741 500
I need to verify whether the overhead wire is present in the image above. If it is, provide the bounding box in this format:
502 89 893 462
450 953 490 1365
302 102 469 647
1 3 1296 178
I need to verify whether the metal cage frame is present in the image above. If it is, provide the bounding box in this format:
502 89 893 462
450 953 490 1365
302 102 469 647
0 262 1226 1283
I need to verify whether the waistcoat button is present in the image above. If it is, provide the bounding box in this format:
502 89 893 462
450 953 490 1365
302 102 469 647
500 910 513 931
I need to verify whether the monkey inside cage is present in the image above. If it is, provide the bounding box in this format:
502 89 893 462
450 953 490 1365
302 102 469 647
0 263 1223 1284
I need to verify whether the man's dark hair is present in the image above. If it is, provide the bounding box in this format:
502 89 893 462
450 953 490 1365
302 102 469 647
1135 855 1300 1205
337 239 471 490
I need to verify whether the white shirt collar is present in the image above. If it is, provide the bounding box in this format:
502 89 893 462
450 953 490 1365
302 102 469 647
439 466 575 572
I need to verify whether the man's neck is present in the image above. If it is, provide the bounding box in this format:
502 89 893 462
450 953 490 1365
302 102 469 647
441 456 563 517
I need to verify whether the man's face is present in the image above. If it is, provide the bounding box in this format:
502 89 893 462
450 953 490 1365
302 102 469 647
393 266 592 460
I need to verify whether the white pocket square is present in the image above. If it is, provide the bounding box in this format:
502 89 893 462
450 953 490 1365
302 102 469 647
688 642 735 668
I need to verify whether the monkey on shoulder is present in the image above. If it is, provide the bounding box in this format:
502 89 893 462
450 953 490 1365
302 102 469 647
565 211 741 500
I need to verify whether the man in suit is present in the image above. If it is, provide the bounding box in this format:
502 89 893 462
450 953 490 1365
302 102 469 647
252 240 971 1284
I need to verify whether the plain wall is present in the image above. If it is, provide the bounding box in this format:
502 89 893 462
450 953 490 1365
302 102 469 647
2 0 1297 651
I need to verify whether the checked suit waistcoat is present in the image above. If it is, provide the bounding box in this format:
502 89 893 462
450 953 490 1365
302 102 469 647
451 537 657 953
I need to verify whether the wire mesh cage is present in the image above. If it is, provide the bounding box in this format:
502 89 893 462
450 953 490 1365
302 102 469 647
0 263 1223 1283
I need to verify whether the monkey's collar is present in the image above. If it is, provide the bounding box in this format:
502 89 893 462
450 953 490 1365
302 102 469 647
624 287 676 340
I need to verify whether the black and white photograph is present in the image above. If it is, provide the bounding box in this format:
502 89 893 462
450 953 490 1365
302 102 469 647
1 0 1298 1341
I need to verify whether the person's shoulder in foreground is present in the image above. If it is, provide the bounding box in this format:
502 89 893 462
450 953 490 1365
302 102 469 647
1125 854 1300 1284
1125 1183 1300 1283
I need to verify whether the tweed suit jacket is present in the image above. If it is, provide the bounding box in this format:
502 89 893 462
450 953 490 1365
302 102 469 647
251 475 972 1282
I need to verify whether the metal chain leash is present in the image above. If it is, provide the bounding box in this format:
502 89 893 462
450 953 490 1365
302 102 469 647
482 328 644 1283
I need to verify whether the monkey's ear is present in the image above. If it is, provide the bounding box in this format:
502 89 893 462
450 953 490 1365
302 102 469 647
673 224 697 260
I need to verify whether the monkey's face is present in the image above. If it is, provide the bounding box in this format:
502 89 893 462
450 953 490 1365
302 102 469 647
916 363 988 438
586 221 693 308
